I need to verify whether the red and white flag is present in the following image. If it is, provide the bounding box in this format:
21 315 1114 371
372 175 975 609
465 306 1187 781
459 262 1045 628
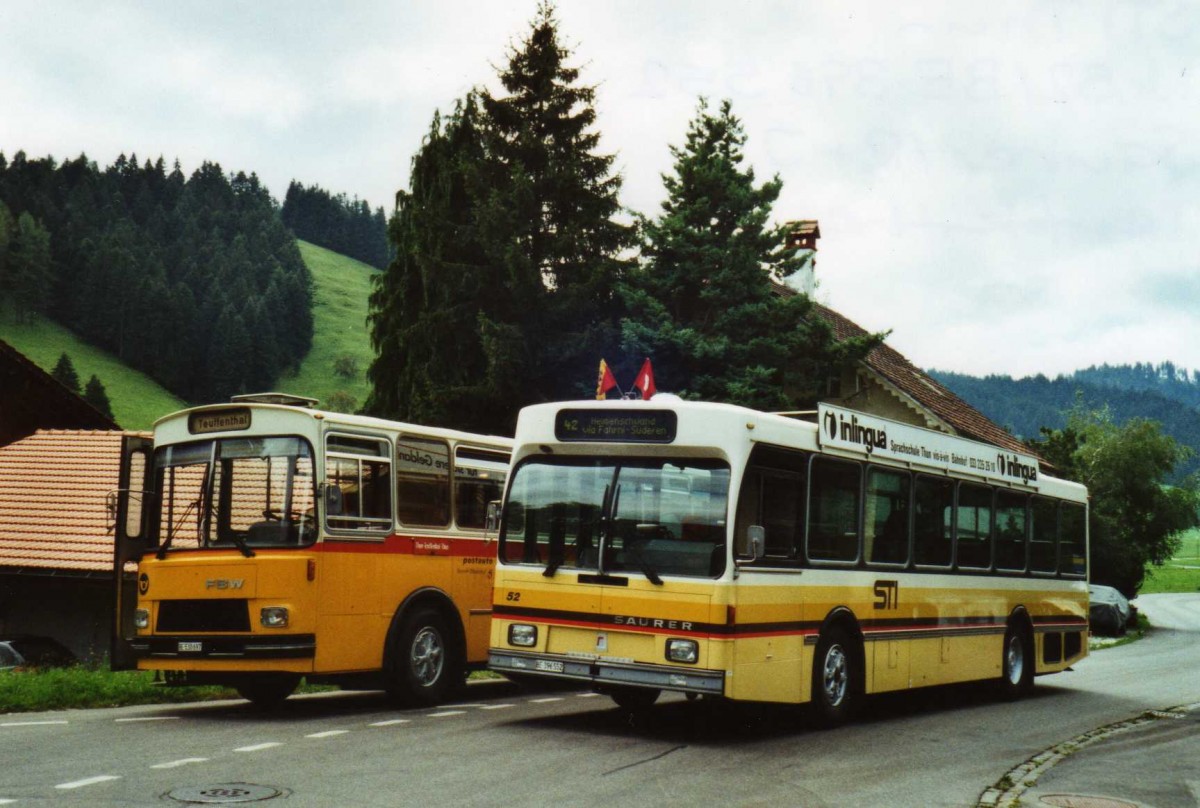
632 358 656 400
596 359 619 400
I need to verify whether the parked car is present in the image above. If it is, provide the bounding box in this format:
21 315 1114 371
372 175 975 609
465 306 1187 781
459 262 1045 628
1088 584 1132 636
0 636 77 671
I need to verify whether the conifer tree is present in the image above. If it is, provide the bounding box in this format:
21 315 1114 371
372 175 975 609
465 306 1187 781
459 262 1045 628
623 98 878 409
52 352 81 393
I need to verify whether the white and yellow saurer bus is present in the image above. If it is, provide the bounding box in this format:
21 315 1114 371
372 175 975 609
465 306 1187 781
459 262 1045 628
112 394 511 707
488 399 1088 723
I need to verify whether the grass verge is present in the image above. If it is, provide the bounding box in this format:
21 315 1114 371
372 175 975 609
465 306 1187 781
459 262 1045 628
0 667 235 714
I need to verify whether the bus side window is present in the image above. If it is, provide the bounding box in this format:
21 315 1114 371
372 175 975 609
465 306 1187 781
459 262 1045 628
734 470 762 558
1030 496 1058 573
994 490 1028 571
397 438 450 527
806 456 861 564
913 475 953 567
1060 502 1087 578
865 467 910 566
761 471 803 558
956 483 993 570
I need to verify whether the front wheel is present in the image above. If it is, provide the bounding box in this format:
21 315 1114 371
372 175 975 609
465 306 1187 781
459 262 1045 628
236 674 299 709
385 606 462 707
811 627 860 728
998 624 1034 699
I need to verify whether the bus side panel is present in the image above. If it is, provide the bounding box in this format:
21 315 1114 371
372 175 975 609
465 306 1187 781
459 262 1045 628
730 579 806 703
449 537 497 664
315 544 383 671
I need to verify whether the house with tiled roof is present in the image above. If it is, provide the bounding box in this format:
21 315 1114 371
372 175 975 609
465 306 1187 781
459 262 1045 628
778 221 1038 461
0 429 148 660
0 338 118 445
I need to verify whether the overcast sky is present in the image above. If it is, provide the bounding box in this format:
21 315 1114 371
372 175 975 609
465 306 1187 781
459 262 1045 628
2 2 1197 379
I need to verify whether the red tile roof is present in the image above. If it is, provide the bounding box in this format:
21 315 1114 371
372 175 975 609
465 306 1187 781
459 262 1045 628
0 430 148 574
807 301 1039 459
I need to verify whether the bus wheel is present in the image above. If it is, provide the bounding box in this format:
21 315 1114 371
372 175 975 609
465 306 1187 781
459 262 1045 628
608 686 660 712
386 606 461 707
998 624 1034 699
811 627 859 728
236 675 299 709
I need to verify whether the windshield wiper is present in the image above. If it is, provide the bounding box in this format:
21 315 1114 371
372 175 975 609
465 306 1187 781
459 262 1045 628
158 498 198 559
542 517 565 577
228 530 256 559
609 485 663 586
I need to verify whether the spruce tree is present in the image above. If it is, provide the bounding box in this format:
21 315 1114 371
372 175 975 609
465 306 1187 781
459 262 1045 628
52 352 82 393
83 374 115 420
623 98 878 410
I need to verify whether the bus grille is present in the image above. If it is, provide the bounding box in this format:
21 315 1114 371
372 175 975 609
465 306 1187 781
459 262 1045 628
156 599 250 632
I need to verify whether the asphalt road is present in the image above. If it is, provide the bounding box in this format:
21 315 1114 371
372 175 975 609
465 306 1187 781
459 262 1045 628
2 594 1197 808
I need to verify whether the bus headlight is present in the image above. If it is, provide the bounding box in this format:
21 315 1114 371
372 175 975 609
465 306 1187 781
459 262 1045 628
508 624 537 647
666 638 698 664
260 607 290 628
134 609 150 629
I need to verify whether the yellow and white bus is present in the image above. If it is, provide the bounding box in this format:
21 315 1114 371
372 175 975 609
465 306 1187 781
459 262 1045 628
113 394 511 707
488 400 1088 723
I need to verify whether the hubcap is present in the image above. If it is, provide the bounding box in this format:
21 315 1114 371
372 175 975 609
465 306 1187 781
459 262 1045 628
822 644 849 707
410 627 444 687
1006 634 1025 685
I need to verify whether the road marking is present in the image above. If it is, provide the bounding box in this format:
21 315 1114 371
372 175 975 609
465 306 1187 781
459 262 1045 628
427 710 466 717
2 720 68 727
151 758 209 769
306 730 350 738
370 719 410 727
479 703 514 710
531 697 564 703
234 742 283 752
446 703 487 708
576 693 601 698
116 716 179 723
56 775 121 790
0 798 16 804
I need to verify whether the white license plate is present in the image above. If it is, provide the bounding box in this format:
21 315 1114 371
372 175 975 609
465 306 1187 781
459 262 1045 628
178 641 203 652
535 659 564 673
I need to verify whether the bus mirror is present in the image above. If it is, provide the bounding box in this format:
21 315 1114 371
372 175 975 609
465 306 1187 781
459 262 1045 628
745 525 765 561
485 501 502 536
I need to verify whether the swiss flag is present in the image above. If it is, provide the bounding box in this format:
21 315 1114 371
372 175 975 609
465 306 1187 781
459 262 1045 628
632 358 656 400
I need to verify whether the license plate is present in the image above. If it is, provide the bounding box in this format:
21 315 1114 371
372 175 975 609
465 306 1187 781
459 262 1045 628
535 659 564 673
178 641 203 653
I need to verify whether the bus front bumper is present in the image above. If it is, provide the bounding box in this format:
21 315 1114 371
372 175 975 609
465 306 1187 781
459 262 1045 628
132 634 316 660
489 650 725 696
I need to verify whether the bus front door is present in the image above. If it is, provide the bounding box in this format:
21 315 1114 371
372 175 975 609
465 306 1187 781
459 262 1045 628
110 435 153 671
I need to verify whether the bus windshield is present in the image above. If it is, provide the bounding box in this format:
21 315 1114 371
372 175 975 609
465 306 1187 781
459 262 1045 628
500 458 730 579
153 436 317 552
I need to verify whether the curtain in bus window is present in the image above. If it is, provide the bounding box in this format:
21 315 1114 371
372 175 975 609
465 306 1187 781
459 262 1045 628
956 483 993 569
994 490 1028 571
913 476 953 566
865 468 910 565
1030 497 1058 573
807 457 861 563
1060 503 1087 577
397 438 450 527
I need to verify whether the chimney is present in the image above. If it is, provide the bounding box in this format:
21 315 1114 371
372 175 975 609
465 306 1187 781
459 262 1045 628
782 219 820 295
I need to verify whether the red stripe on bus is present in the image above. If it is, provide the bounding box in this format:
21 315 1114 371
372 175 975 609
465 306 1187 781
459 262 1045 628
315 534 494 557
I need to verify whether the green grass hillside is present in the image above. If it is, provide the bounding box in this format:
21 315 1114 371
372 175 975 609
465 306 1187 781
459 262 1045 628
276 240 378 410
0 315 185 430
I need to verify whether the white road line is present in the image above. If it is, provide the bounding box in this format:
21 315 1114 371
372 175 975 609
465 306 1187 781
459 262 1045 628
479 703 514 710
576 692 601 698
151 758 209 770
531 697 564 703
445 703 487 708
305 730 349 738
369 719 410 727
116 716 179 723
56 775 121 790
0 798 17 804
234 742 283 752
427 710 466 717
1 720 68 727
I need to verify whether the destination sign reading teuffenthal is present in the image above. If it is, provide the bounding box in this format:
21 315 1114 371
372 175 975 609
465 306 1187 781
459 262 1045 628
555 409 678 443
816 403 1040 488
188 408 251 435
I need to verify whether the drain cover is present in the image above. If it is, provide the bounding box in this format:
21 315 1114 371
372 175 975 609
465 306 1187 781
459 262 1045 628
166 783 283 804
1040 796 1139 808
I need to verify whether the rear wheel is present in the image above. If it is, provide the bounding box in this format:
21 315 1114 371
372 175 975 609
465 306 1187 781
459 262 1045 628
235 674 299 709
385 606 462 707
998 624 1034 699
811 627 860 728
608 686 660 712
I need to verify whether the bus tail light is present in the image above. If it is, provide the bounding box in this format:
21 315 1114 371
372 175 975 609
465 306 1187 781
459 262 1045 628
508 624 537 647
666 638 698 664
260 607 290 628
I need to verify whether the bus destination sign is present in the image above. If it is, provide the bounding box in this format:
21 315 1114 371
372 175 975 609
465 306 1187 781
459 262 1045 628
555 409 677 444
189 408 252 435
